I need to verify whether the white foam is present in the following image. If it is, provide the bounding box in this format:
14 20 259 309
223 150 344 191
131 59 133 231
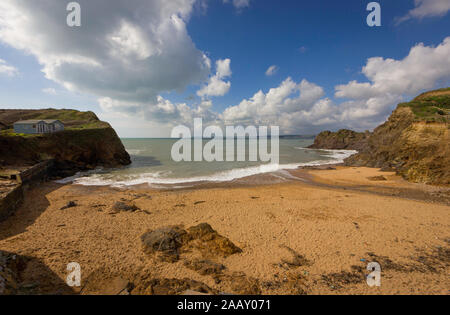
295 147 357 160
126 149 143 155
57 148 357 187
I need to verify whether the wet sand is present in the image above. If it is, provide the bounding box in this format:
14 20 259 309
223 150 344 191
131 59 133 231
0 167 448 295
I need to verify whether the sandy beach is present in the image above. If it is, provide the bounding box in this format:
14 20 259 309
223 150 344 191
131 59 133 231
0 166 448 295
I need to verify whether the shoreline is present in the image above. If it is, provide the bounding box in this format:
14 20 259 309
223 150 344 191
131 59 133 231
55 147 358 188
0 166 448 295
59 164 450 206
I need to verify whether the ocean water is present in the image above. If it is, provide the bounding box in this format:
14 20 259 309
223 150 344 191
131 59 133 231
59 138 357 187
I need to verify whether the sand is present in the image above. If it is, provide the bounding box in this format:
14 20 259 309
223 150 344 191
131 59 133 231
0 167 448 295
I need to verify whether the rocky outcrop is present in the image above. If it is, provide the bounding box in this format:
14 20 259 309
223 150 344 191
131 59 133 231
345 106 449 185
141 223 242 263
310 88 450 185
0 109 130 176
308 129 370 151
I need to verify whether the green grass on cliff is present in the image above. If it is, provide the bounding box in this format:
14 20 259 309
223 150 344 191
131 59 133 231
0 109 109 137
398 88 450 123
33 109 109 129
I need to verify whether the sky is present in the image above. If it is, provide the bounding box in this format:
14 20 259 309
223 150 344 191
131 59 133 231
0 0 449 138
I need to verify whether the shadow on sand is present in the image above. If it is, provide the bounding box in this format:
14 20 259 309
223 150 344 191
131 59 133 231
0 183 63 241
0 249 74 295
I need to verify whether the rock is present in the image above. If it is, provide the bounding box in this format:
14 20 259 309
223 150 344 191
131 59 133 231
131 278 217 295
141 226 187 262
141 223 242 262
308 129 370 151
186 223 242 258
213 272 261 295
184 259 226 276
60 201 77 210
343 89 450 185
181 290 211 295
112 201 139 213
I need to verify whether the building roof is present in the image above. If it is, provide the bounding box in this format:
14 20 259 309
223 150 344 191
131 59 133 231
14 119 63 125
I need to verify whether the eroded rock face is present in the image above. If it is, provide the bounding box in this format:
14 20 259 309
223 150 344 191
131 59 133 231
308 129 370 151
141 223 242 263
345 107 450 185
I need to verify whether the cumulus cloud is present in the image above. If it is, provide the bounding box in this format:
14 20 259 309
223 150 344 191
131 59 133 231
0 59 18 76
197 58 232 98
221 78 336 133
2 1 449 136
265 65 279 76
99 95 219 129
335 37 450 125
397 0 450 24
66 38 450 135
0 0 211 105
215 37 450 134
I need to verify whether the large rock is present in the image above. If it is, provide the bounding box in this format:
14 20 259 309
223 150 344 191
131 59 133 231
186 223 242 258
141 223 242 262
308 129 370 151
141 226 188 262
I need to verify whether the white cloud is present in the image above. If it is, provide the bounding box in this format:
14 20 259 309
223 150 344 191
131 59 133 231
336 38 450 98
221 78 335 133
100 37 450 135
397 0 450 23
99 95 219 129
197 58 232 98
0 58 18 76
42 88 57 95
265 65 278 76
219 37 450 133
216 58 232 78
0 0 211 105
224 0 251 9
331 37 450 128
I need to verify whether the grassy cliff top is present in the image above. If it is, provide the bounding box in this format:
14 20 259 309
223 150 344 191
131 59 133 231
0 109 110 136
398 88 450 122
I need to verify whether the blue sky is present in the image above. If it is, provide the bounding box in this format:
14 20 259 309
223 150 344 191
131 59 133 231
0 0 449 137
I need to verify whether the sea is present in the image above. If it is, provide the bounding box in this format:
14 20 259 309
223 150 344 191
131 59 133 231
58 137 357 188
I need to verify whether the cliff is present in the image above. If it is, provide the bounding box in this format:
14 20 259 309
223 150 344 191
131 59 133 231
308 129 370 151
0 109 131 177
343 88 449 185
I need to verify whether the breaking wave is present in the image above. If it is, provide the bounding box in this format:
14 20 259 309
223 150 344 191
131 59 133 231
56 148 357 187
